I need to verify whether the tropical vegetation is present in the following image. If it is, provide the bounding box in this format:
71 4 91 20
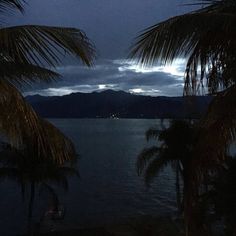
131 0 236 235
0 142 79 235
212 157 236 235
137 120 196 212
130 0 236 166
0 0 95 164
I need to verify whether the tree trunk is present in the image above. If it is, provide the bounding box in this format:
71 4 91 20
28 182 35 236
175 163 182 213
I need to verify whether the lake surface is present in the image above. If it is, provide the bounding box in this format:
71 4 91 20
0 119 177 235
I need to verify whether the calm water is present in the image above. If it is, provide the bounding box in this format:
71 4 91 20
0 119 177 235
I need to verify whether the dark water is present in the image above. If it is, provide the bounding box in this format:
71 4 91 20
0 119 177 235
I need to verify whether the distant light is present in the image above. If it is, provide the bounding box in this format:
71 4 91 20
98 84 117 90
129 88 144 94
98 84 107 89
129 88 161 95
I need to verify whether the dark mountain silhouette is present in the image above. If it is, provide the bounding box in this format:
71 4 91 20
26 90 212 118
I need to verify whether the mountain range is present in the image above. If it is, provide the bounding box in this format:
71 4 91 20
26 90 212 119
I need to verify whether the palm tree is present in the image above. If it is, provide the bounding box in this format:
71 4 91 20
130 0 236 94
130 0 235 234
138 120 217 235
0 143 79 235
130 0 236 166
0 0 95 164
137 120 195 213
213 157 236 235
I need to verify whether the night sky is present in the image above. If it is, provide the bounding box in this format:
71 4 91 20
8 0 197 97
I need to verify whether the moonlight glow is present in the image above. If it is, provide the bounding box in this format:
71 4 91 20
118 59 185 78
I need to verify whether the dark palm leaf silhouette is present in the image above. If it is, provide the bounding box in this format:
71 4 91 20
131 2 236 233
0 25 95 67
0 143 79 234
137 120 196 213
0 0 25 13
0 1 95 163
130 0 236 96
130 0 236 157
0 80 78 164
213 158 236 235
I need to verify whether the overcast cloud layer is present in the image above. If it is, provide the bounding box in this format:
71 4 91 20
23 59 186 96
8 0 197 97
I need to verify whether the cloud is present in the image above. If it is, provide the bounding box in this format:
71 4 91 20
116 58 185 77
23 58 186 97
9 0 196 97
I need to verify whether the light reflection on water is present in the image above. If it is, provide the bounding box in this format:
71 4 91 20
0 119 177 235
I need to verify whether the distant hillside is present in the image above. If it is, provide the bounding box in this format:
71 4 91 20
26 90 212 119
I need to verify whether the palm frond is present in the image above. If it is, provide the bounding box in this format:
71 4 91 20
0 61 60 88
183 0 234 9
0 144 77 192
130 11 233 65
195 85 236 172
0 0 25 13
137 146 160 175
39 120 77 163
0 25 95 67
144 157 169 185
0 79 76 164
145 128 159 141
130 3 236 95
186 85 236 206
